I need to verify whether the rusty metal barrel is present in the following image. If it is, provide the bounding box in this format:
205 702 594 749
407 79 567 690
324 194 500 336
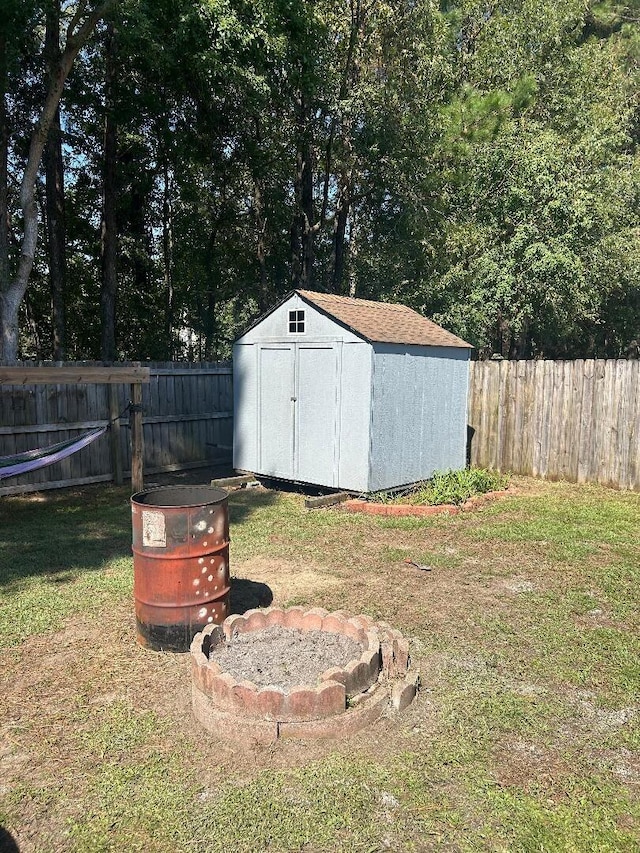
131 485 230 652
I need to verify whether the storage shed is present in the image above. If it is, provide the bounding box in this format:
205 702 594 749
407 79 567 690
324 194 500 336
233 290 473 493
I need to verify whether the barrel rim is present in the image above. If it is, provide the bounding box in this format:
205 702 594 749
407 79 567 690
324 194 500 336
131 484 228 508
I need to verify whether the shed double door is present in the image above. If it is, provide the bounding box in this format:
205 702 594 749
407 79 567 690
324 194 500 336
258 343 339 485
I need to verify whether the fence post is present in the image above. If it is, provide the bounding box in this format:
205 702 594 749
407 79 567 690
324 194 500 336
108 384 123 485
130 381 144 493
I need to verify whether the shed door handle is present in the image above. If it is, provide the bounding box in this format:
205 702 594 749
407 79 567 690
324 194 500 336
291 396 297 402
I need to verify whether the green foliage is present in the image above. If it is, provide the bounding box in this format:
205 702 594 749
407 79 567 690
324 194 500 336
416 1 640 357
4 0 640 359
374 467 510 506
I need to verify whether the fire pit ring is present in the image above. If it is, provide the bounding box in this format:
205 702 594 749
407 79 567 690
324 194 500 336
191 606 419 742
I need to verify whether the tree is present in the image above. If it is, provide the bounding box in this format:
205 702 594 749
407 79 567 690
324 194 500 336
0 0 116 364
380 0 640 358
44 0 67 359
4 0 638 362
100 17 118 361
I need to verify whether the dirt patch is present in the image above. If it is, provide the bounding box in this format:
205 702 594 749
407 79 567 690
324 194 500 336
493 737 571 791
210 625 363 689
576 700 637 732
235 557 342 605
493 577 537 594
605 749 640 785
574 608 619 630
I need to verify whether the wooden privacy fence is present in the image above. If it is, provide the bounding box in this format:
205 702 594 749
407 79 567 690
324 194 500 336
468 359 640 490
0 362 232 496
4 357 638 496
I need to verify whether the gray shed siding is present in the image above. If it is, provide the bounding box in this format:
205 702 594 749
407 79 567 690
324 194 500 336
232 343 258 473
337 342 373 492
368 345 470 491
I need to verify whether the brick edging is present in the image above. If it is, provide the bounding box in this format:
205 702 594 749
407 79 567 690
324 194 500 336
342 489 511 517
192 681 391 743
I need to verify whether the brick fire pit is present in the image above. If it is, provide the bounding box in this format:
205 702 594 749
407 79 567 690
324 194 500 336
191 606 419 742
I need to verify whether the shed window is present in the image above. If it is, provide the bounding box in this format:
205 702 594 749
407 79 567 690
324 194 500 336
288 310 305 333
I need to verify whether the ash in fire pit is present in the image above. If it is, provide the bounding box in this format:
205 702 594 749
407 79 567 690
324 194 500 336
211 626 363 689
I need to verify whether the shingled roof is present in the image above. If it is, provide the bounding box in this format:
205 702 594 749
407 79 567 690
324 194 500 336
297 290 472 349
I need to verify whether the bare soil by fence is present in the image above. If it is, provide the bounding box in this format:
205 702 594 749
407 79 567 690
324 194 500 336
468 359 640 490
0 362 232 496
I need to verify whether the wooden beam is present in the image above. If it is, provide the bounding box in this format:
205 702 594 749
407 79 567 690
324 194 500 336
144 457 231 477
141 412 232 424
0 365 151 385
150 367 232 376
0 420 108 435
0 412 232 435
0 472 114 497
0 458 233 497
304 491 353 509
210 474 257 488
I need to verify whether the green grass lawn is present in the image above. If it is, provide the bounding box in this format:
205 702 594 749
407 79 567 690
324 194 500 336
1 477 639 852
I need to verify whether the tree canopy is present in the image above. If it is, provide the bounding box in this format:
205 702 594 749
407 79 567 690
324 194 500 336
1 0 638 362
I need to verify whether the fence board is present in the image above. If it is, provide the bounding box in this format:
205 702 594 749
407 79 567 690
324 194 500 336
629 364 640 491
521 360 535 476
592 360 608 485
566 361 582 481
614 360 630 489
469 358 640 491
501 361 514 473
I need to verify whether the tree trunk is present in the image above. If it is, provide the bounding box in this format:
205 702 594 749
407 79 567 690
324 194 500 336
331 171 350 293
205 288 217 361
45 108 67 359
347 212 358 297
251 117 269 311
300 135 315 289
44 2 66 359
253 175 268 311
329 0 363 294
0 31 8 303
331 206 348 294
291 93 315 290
511 318 529 359
203 223 219 360
131 187 150 306
0 0 116 364
162 152 174 357
24 289 43 359
290 202 301 287
100 20 118 361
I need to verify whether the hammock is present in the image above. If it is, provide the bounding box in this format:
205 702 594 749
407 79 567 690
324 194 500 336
0 426 108 480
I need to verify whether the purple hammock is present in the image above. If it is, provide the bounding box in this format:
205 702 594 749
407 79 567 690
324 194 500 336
0 426 108 479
